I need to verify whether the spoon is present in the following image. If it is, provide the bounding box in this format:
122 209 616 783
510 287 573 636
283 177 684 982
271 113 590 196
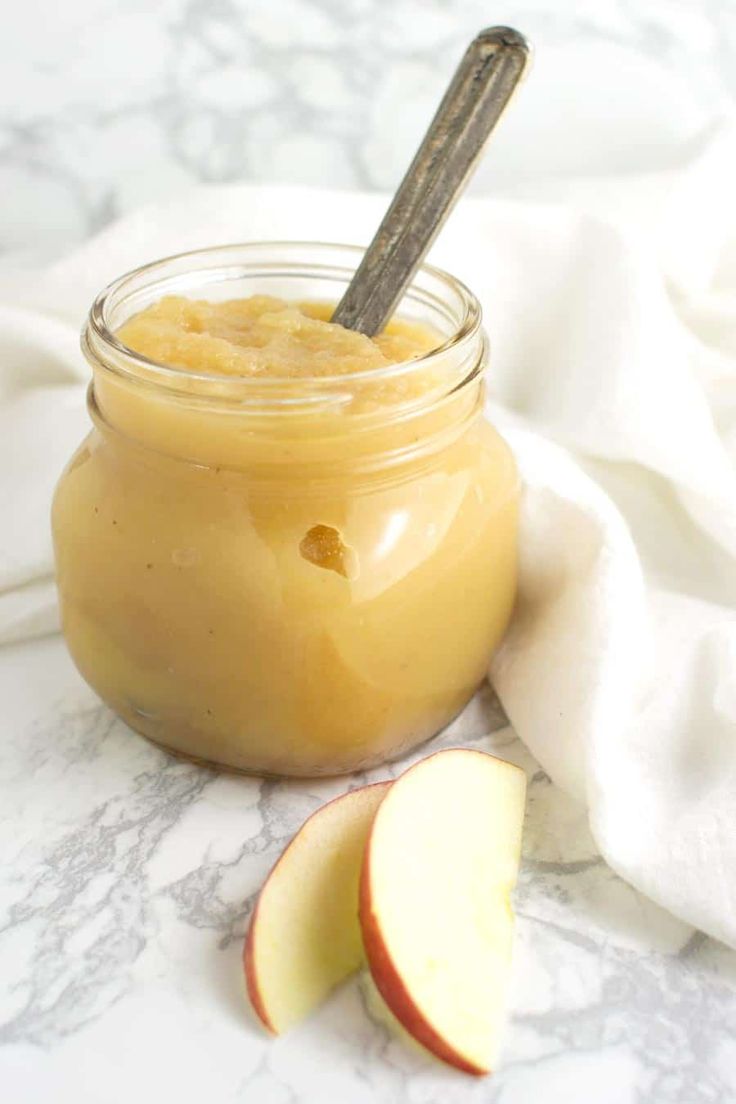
332 27 530 337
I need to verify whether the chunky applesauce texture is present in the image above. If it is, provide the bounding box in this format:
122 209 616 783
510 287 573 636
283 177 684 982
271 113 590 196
118 295 439 377
53 293 519 776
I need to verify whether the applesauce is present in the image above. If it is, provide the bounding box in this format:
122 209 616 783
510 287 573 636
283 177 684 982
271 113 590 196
52 243 518 775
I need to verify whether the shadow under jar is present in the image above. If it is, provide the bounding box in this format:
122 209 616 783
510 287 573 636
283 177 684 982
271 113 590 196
52 242 519 777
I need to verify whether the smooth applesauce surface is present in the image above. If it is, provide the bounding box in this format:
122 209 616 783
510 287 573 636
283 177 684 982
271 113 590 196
52 294 519 775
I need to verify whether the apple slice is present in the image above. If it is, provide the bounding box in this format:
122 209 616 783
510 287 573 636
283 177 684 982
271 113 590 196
245 781 390 1034
359 748 526 1075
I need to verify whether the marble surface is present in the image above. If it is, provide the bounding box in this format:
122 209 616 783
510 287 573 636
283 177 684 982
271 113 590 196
2 635 736 1103
1 0 736 257
3 1 736 1099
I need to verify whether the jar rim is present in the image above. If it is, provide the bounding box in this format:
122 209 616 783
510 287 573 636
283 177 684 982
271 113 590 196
85 240 483 398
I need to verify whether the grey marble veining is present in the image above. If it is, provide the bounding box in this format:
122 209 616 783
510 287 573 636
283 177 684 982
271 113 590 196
3 3 736 1098
1 636 735 1103
1 0 735 256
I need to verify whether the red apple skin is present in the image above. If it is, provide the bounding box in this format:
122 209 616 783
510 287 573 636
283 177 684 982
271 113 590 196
244 781 391 1034
359 748 523 1077
359 841 489 1077
244 911 277 1034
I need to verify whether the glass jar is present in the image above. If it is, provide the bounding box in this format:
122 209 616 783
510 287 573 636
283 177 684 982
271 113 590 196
51 243 518 776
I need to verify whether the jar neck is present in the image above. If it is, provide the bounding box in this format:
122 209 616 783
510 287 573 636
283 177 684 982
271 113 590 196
88 335 488 476
81 241 487 475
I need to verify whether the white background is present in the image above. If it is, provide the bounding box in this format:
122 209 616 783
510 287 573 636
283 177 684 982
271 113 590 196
2 0 735 256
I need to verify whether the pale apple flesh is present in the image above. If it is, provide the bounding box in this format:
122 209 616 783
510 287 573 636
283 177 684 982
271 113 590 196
245 781 390 1034
359 749 526 1075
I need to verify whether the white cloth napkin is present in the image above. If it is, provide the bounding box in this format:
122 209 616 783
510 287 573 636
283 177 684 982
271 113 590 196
1 133 735 946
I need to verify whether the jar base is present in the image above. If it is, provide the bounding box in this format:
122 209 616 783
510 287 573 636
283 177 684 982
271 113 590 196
118 695 482 780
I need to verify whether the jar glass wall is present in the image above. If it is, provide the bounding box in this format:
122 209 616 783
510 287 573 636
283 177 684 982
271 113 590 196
52 243 519 776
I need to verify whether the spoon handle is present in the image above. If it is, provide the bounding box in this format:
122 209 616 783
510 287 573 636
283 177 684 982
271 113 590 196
332 27 530 336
